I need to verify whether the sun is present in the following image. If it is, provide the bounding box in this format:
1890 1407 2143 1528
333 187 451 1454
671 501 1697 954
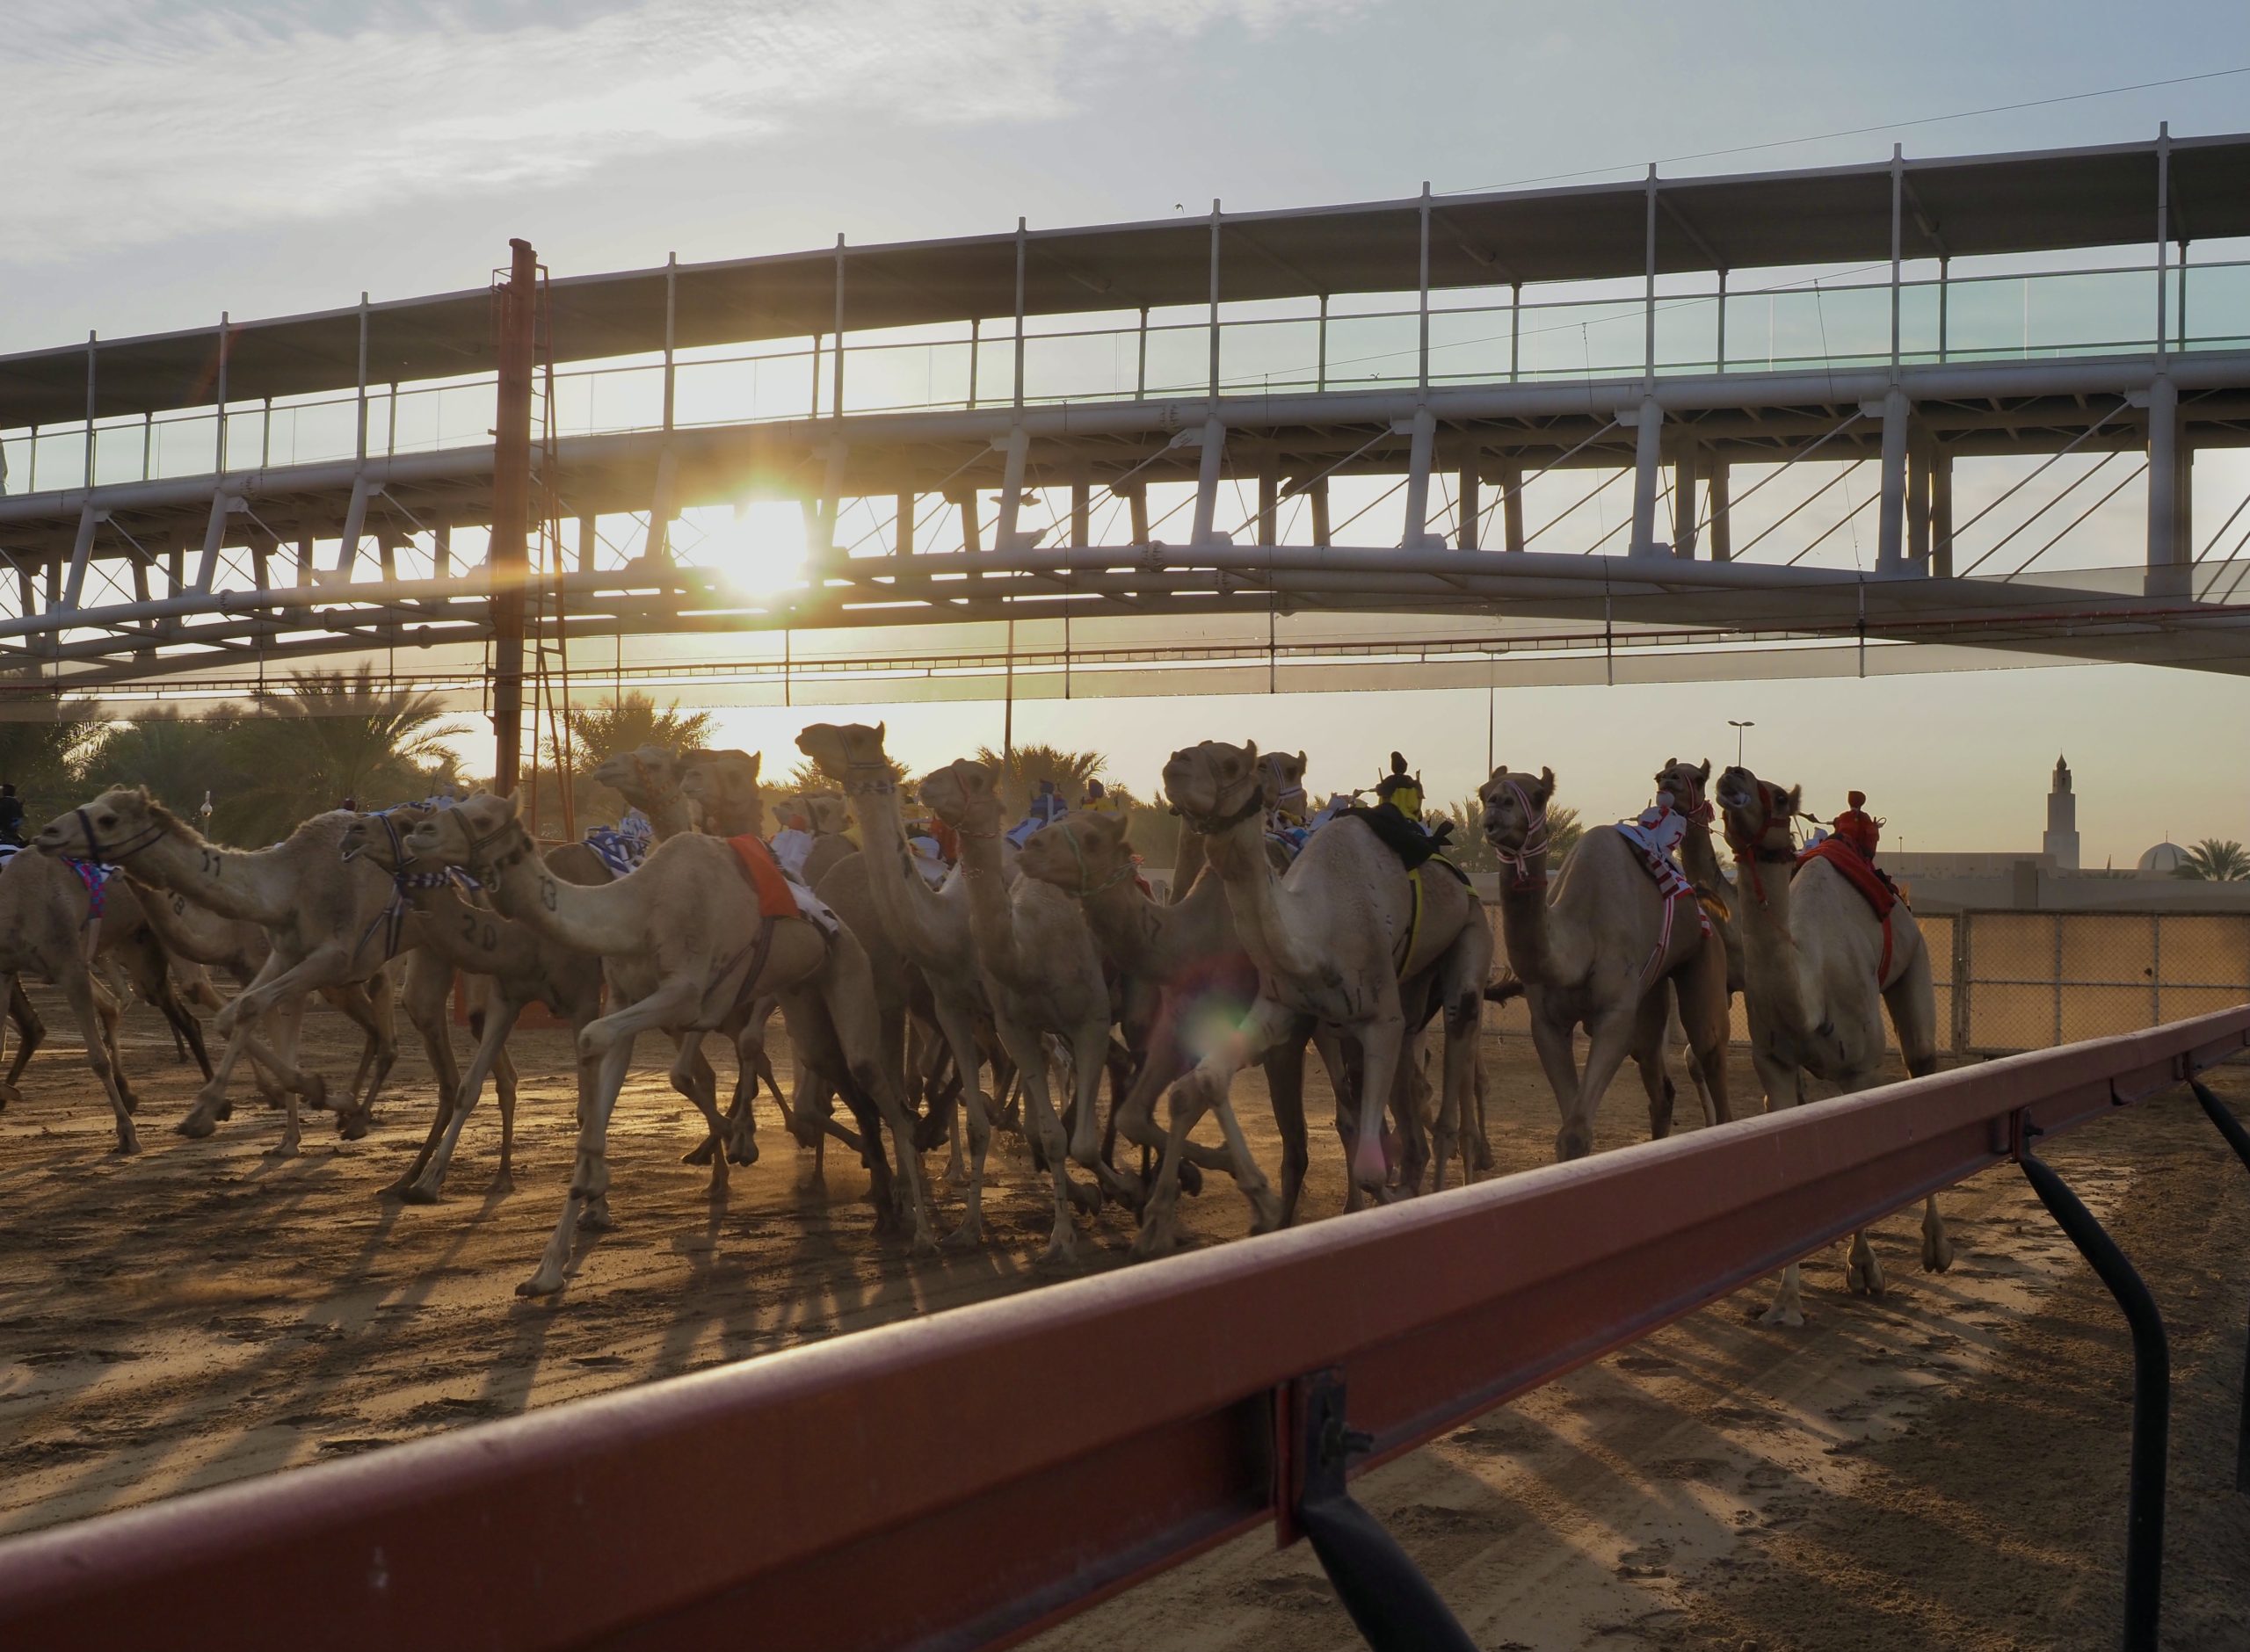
703 500 810 599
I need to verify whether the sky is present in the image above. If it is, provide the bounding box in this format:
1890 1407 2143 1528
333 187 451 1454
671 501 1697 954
10 0 2250 865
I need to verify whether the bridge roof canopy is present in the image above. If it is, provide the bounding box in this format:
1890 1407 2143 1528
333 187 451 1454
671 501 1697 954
4 131 2246 429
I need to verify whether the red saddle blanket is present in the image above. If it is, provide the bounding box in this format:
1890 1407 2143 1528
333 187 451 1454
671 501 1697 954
1796 837 1900 976
727 834 801 921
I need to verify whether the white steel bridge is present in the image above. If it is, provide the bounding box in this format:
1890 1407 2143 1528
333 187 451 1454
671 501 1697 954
4 128 2250 779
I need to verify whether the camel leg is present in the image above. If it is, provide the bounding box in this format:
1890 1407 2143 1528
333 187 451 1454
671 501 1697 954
1629 991 1677 1142
1136 996 1290 1257
931 992 997 1250
996 1015 1082 1270
1755 1055 1811 1326
2 976 45 1104
1260 1030 1311 1228
1557 1004 1641 1163
523 1035 635 1296
63 971 139 1155
1680 933 1733 1126
666 1036 732 1199
1430 942 1487 1193
1346 996 1406 1197
1110 999 1231 1197
400 998 526 1203
1885 953 1953 1272
1525 1007 1586 1158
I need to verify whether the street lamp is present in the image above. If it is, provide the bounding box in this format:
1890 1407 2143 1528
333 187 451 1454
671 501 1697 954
1727 720 1755 767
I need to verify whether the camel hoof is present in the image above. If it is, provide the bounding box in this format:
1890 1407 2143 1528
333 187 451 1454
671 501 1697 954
1847 1250 1886 1297
399 1182 441 1206
1759 1301 1806 1329
337 1111 372 1142
0 1084 16 1111
265 1138 300 1161
1034 1239 1084 1275
908 1230 940 1259
1923 1230 1954 1272
940 1220 983 1254
728 1134 759 1169
119 1088 140 1116
1176 1160 1204 1198
489 1171 516 1196
112 1127 142 1156
175 1106 220 1140
1246 1189 1284 1235
301 1074 329 1112
215 1098 235 1122
681 1141 716 1166
581 1199 615 1232
517 1272 564 1298
1067 1177 1103 1216
1554 1125 1593 1162
1129 1223 1182 1263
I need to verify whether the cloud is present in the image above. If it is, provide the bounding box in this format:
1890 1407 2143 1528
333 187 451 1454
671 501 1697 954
3 0 1365 265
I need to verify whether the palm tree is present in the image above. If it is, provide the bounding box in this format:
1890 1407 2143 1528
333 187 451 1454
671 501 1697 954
1439 794 1582 872
973 743 1110 818
80 707 257 835
0 706 106 824
223 666 465 843
778 752 906 794
2174 837 2250 882
551 692 714 774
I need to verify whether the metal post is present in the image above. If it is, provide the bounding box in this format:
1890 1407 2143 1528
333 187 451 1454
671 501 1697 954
1399 408 1437 549
1458 462 1479 551
1889 144 1905 373
1643 165 1658 387
356 293 369 463
1932 450 1954 577
1673 444 1699 559
1208 199 1223 405
83 331 96 489
959 489 982 554
1191 418 1226 545
1418 182 1432 394
1508 283 1521 383
490 237 539 799
2176 242 2188 352
2147 375 2181 595
437 522 454 580
832 235 847 420
896 494 915 555
1310 477 1331 547
2018 1135 2169 1652
1715 270 1727 373
1071 477 1091 549
993 426 1029 551
1938 257 1950 362
575 514 594 575
1877 387 1909 572
142 411 152 482
1908 436 1932 570
1258 467 1278 547
260 395 271 470
810 334 821 419
1500 460 1525 553
216 314 231 475
1013 219 1027 411
1127 482 1149 545
969 318 981 410
294 534 311 589
2155 124 2171 366
1629 398 1663 556
1136 308 1148 401
1317 294 1329 394
2185 1078 2250 1495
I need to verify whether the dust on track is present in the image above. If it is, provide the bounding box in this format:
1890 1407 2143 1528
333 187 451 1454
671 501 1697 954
2 994 2245 1649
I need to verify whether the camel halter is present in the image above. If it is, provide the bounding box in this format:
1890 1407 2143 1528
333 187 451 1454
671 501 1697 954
71 807 166 864
1487 778 1550 888
1721 786 1796 903
1174 782 1264 839
837 757 896 796
348 807 453 961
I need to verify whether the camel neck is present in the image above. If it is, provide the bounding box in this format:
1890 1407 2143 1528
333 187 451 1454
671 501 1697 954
1493 855 1557 985
952 811 1017 973
1731 848 1811 1033
844 780 958 963
129 826 296 925
1207 809 1319 983
1082 866 1216 974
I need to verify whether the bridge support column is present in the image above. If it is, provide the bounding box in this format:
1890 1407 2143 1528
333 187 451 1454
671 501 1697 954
993 426 1031 551
817 440 851 556
1310 477 1331 547
1398 409 1441 549
1258 465 1278 547
62 504 98 611
1627 397 1665 557
956 489 982 554
1071 476 1091 548
1500 461 1524 553
1932 453 1953 576
194 491 232 591
1876 387 1910 574
646 447 677 565
1126 482 1149 546
895 494 915 555
1191 417 1228 546
2145 376 2188 597
1707 458 1731 562
1908 433 1932 572
337 475 370 575
490 235 538 799
1458 464 1480 550
1672 443 1700 559
576 514 596 574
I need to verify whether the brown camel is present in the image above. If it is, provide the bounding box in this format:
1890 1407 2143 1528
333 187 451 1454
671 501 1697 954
1150 740 1491 1253
0 848 215 1150
36 791 433 1156
592 745 694 841
798 721 1020 1247
342 806 603 1201
1716 767 1951 1326
1478 765 1732 1161
920 758 1114 1268
405 790 937 1294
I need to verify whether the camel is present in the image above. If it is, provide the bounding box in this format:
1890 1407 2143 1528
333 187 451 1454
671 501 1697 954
1715 765 1951 1326
1149 740 1490 1254
919 758 1114 1268
1653 757 1747 1124
799 721 1034 1245
342 806 602 1201
0 848 215 1151
35 790 431 1156
1017 808 1311 1224
404 790 936 1294
1478 766 1731 1161
777 790 860 887
592 745 693 841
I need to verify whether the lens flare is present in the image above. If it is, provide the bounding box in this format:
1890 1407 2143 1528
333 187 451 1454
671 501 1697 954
705 500 809 599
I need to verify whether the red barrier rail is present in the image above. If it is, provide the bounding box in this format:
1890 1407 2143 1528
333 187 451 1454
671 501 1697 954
4 1007 2246 1651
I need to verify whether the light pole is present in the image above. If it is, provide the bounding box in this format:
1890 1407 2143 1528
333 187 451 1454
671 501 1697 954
1728 720 1755 767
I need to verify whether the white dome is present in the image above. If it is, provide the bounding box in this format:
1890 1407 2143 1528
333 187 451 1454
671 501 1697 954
2137 841 2187 874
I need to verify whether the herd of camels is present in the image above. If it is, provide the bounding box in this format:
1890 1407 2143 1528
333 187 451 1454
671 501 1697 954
0 726 1952 1323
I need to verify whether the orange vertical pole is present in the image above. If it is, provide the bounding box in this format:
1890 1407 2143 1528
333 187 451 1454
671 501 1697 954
491 237 537 797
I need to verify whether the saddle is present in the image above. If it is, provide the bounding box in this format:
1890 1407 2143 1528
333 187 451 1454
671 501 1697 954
1796 837 1904 978
727 834 803 922
1341 805 1470 884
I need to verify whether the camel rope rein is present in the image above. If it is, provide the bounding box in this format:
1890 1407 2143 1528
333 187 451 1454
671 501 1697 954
1491 777 1550 888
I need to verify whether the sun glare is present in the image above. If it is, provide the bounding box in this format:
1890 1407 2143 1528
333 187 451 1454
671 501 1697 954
706 500 811 599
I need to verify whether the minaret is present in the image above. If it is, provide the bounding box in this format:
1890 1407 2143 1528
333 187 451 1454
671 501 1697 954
2043 754 2080 870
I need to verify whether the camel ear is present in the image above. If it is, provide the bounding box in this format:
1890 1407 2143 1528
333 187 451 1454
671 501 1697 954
1296 750 1307 768
1697 758 1711 781
875 721 886 743
1786 785 1803 815
746 752 761 783
1539 766 1555 794
1242 738 1259 764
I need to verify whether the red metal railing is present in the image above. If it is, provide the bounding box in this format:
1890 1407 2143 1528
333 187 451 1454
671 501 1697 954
3 1007 2246 1652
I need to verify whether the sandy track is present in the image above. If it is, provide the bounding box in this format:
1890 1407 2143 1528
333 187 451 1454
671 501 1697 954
2 994 2245 1648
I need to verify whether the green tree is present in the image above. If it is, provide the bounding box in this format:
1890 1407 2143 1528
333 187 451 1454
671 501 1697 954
535 692 716 830
973 743 1110 818
2173 837 2250 882
223 666 465 844
778 752 906 794
80 707 258 837
0 706 106 827
1439 794 1582 872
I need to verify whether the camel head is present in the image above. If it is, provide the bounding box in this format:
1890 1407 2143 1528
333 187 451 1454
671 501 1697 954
1162 740 1262 833
801 792 852 836
1020 811 1134 896
1716 766 1800 860
1257 749 1309 809
796 721 891 793
34 786 172 861
592 743 682 810
405 790 524 874
679 748 765 837
339 804 439 873
918 758 1001 832
1477 765 1555 865
1654 756 1716 822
